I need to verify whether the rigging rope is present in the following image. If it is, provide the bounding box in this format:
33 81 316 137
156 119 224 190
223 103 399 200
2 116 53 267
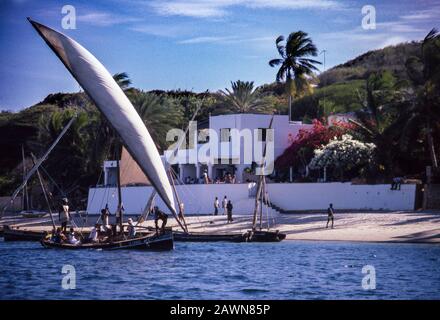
169 167 207 232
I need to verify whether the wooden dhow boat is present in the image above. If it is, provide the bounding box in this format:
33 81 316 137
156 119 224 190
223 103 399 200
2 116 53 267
27 18 191 250
245 115 286 243
3 225 45 242
20 211 48 219
40 230 174 251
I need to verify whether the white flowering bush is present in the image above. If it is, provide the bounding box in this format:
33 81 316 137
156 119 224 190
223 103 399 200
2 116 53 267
309 135 376 176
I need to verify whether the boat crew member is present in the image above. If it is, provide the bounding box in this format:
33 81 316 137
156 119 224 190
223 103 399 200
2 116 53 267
226 200 233 223
88 223 100 243
59 198 70 233
222 196 228 215
52 227 63 243
68 227 80 245
178 202 185 222
100 205 110 227
214 197 219 216
153 206 168 234
326 203 335 229
115 203 125 225
127 218 136 238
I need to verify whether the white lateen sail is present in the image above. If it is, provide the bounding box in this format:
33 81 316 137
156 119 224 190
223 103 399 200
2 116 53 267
28 18 178 218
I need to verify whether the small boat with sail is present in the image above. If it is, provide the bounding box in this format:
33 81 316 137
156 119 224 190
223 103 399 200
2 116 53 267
40 228 173 251
19 146 48 219
245 115 286 242
27 18 188 250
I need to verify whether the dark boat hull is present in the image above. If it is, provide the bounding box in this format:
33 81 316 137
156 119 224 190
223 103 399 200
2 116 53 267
174 231 247 242
245 230 286 242
3 225 44 241
3 226 285 243
20 211 48 218
40 231 174 251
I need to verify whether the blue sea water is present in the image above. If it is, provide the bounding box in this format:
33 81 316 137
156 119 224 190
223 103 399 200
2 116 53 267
0 239 439 300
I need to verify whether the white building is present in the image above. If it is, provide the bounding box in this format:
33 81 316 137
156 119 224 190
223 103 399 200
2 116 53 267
88 113 417 215
104 113 311 185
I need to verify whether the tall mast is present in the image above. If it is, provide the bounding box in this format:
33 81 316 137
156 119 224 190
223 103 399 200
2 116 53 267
259 178 264 230
8 114 77 205
31 154 56 229
252 115 275 230
168 168 188 232
21 145 26 211
116 142 123 235
252 176 263 230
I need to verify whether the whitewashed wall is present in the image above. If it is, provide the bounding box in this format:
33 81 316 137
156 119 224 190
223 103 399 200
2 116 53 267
87 183 416 215
266 183 416 211
87 184 256 215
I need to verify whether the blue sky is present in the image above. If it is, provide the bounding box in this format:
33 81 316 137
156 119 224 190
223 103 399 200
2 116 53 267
0 0 438 111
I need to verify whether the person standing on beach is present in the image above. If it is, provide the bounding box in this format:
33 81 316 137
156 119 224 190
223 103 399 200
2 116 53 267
226 200 233 223
214 197 219 216
59 198 70 233
326 203 335 229
222 196 228 215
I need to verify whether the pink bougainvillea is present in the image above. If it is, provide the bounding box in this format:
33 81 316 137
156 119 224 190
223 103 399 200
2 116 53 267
275 119 355 170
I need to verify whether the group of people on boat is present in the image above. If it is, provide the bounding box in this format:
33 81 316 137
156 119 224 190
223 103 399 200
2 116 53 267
45 196 171 246
48 227 81 245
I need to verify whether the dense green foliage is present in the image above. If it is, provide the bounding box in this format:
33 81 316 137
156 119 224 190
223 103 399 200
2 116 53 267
280 30 440 182
1 32 439 202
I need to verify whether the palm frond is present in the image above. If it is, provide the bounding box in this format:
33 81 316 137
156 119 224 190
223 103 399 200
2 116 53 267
275 35 285 58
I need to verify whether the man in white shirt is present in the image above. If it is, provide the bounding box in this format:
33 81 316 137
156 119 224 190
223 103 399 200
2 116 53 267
222 196 228 215
68 227 80 245
59 198 70 233
214 197 219 216
88 224 100 242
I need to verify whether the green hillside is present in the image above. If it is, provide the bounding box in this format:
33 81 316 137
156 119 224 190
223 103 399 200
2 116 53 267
291 41 422 120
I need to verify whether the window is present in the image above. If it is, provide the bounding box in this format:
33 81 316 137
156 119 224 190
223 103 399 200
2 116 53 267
220 128 231 142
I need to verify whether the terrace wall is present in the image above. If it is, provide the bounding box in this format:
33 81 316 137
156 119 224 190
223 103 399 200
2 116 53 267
266 183 417 211
87 182 417 215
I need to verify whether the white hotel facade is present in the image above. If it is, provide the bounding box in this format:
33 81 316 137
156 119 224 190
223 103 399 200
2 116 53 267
87 114 417 215
104 114 311 186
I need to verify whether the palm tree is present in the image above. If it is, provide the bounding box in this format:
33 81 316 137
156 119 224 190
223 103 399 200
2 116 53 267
37 108 94 192
130 91 183 151
219 80 269 113
349 71 400 175
269 31 321 121
113 72 132 91
400 28 440 170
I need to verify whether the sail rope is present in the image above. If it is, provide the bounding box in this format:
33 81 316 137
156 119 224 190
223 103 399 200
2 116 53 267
169 167 207 232
39 165 66 197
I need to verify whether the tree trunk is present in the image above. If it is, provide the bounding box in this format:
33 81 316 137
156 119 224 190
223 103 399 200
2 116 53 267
426 122 438 170
288 94 292 121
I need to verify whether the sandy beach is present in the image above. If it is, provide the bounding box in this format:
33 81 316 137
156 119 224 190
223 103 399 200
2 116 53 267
2 210 440 244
